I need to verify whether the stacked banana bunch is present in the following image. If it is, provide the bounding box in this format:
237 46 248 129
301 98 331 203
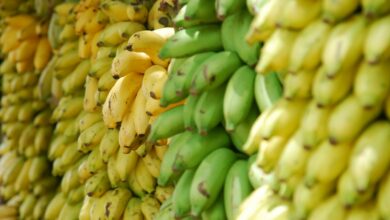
0 15 60 220
0 0 35 17
239 0 390 219
141 0 284 219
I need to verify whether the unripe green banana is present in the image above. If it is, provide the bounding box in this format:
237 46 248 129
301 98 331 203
224 160 253 220
328 94 382 145
147 105 185 143
254 72 283 112
158 132 192 186
194 84 226 135
364 15 390 63
172 169 196 218
349 121 390 192
215 0 245 20
354 61 390 108
159 24 223 59
190 148 237 216
322 15 367 78
224 66 256 131
183 95 200 131
160 76 187 107
172 126 231 173
190 51 242 96
185 0 218 22
202 194 227 220
305 140 352 187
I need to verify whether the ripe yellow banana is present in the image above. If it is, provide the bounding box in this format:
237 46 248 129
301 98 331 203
77 121 106 153
378 171 390 219
307 195 347 220
19 194 37 219
0 205 17 218
86 147 106 174
100 1 130 22
322 0 359 24
346 202 380 220
33 37 52 70
237 185 276 220
77 156 93 184
102 188 133 220
115 149 138 181
61 165 81 195
283 69 315 100
141 65 168 100
102 73 143 128
132 90 150 136
34 126 53 154
97 21 145 47
123 197 144 220
97 70 116 91
78 34 93 59
0 27 20 53
99 128 119 163
44 192 66 220
256 135 288 173
111 50 152 78
15 37 39 62
52 96 84 121
277 0 321 30
364 15 390 64
305 140 352 187
83 76 99 112
84 170 111 198
126 4 149 23
135 158 157 193
54 48 82 71
14 158 32 191
322 15 367 78
79 195 95 220
141 195 161 220
141 148 161 178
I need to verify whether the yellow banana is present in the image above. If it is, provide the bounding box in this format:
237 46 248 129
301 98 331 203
141 65 168 99
15 38 39 62
19 194 37 219
97 21 145 47
102 188 133 220
307 195 347 220
44 192 66 220
256 29 298 75
83 76 99 112
77 120 106 153
86 146 106 174
95 89 109 106
54 48 82 71
135 158 157 193
154 185 174 203
58 41 78 56
346 202 380 220
237 185 276 220
127 3 149 23
305 140 352 187
386 94 390 120
52 96 84 121
89 57 113 78
62 60 91 95
54 2 76 17
57 201 82 220
5 14 36 28
123 197 144 220
85 170 111 198
111 50 152 78
115 149 139 181
378 171 390 219
99 128 119 163
34 126 53 154
277 0 320 29
322 0 359 24
0 205 17 218
74 7 95 35
79 195 95 220
16 22 38 41
141 148 161 178
14 158 32 191
140 195 160 220
100 1 130 22
322 15 367 78
102 73 143 128
32 193 54 220
155 144 168 161
0 27 20 53
96 46 117 59
59 141 83 171
118 110 137 149
354 61 390 108
283 69 315 100
59 23 77 43
107 153 122 188
256 135 288 173
132 90 150 136
97 70 116 91
364 15 390 64
61 166 81 195
78 34 93 59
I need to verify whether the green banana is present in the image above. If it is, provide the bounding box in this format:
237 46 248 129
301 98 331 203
190 51 242 96
201 194 227 220
172 169 196 218
172 126 231 173
254 72 283 112
224 66 256 131
147 105 185 143
228 106 259 152
190 148 238 216
174 52 216 97
159 24 223 59
174 5 204 28
158 132 192 186
216 0 246 19
224 160 253 220
160 75 187 107
221 12 237 51
85 170 111 198
185 0 218 23
194 84 226 135
183 95 200 131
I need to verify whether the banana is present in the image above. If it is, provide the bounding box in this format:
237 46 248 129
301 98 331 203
84 76 99 112
0 27 20 53
79 195 94 220
201 194 227 220
322 0 359 24
86 147 106 175
100 1 130 22
14 158 32 192
172 126 231 173
127 29 174 67
386 94 390 120
248 155 279 189
127 4 149 23
34 37 52 70
128 163 148 197
48 135 70 160
190 148 237 216
111 50 152 78
19 194 37 219
89 192 107 220
61 165 81 195
135 158 157 193
362 0 390 18
55 48 82 71
99 128 119 163
54 119 74 136
148 0 174 30
378 171 390 219
354 61 390 108
158 132 192 186
346 202 380 220
173 5 205 28
2 156 23 185
44 192 66 220
183 95 200 132
284 69 315 99
2 105 20 123
141 147 161 178
155 198 175 220
224 66 256 131
89 57 113 78
34 126 53 154
322 15 367 78
364 15 390 63
300 100 332 149
103 188 133 220
256 28 298 75
123 198 144 220
107 154 121 188
142 65 168 100
328 94 382 145
159 24 223 59
190 51 242 96
159 75 187 107
215 0 245 19
15 37 39 62
62 59 91 95
59 141 83 170
58 201 82 220
349 121 390 192
77 156 93 184
337 170 375 207
118 110 138 150
116 149 138 181
97 21 145 47
147 105 185 143
32 193 53 220
59 23 77 43
278 0 321 29
0 205 17 218
77 121 106 153
96 46 117 60
245 0 283 44
141 195 161 220
224 160 253 220
102 73 143 128
307 195 346 220
51 96 84 121
229 106 259 152
97 71 116 91
85 170 111 198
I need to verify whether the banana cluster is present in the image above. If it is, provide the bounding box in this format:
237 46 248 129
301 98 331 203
240 0 390 219
0 14 60 220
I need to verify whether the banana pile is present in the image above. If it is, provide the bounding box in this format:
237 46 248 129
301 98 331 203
239 0 390 219
0 15 60 220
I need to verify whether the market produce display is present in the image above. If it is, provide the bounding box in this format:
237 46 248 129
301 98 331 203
0 0 388 219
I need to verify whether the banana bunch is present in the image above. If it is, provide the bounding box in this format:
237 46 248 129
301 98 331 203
238 1 390 219
0 0 35 17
